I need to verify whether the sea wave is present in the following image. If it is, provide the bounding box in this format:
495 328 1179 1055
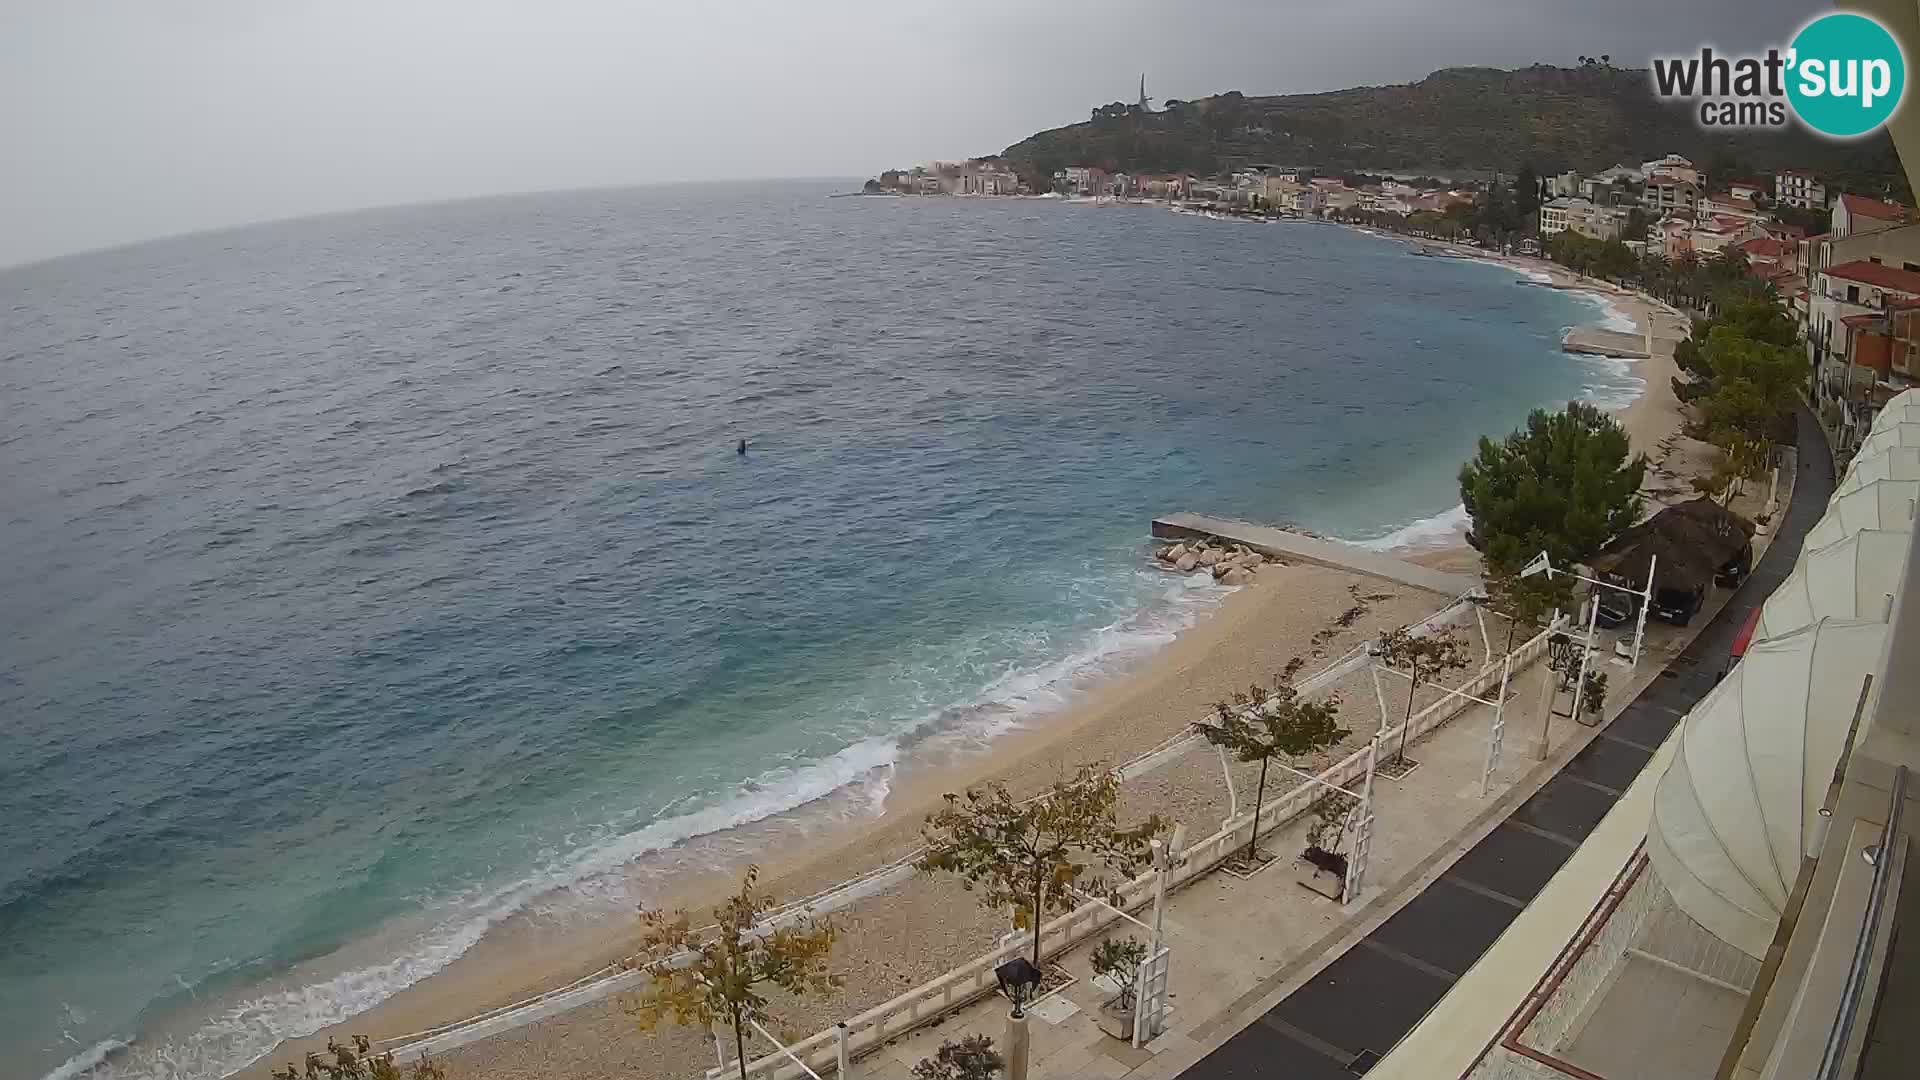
42 1039 127 1080
65 569 1233 1080
1345 503 1471 552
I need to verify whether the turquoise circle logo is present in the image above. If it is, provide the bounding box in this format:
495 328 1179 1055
1788 13 1906 137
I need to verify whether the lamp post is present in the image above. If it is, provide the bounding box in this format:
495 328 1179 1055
995 957 1043 1080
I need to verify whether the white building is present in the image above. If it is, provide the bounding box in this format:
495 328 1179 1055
1775 168 1828 209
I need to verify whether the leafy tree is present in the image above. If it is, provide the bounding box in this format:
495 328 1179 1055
1481 569 1571 655
913 1034 1004 1080
629 867 839 1080
1458 402 1648 573
918 766 1162 970
1190 660 1347 861
1374 626 1471 765
271 1037 445 1080
1090 936 1151 1009
1514 163 1540 222
1305 790 1360 855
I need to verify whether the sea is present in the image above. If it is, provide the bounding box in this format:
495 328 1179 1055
0 181 1642 1080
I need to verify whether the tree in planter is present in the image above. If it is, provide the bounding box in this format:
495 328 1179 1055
1374 626 1471 767
1303 790 1360 862
1190 665 1347 863
912 1034 1005 1080
1581 669 1609 720
1090 936 1151 1010
918 765 1162 972
628 866 839 1080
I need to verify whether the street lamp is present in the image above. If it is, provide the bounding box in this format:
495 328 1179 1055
995 957 1043 1080
994 957 1043 1018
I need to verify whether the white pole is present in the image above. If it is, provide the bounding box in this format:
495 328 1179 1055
1216 746 1238 822
1630 554 1656 668
710 1022 727 1074
1348 735 1381 905
1475 605 1493 665
1370 664 1391 736
1482 654 1512 797
836 1023 851 1080
1149 839 1169 952
1570 594 1600 724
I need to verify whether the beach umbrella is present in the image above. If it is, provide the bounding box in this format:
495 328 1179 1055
1853 421 1920 461
1836 445 1920 496
1648 618 1887 958
1802 478 1919 549
1755 529 1909 638
1590 498 1752 593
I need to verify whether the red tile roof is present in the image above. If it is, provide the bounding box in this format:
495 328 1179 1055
1844 312 1886 329
1825 259 1920 294
1741 237 1793 258
1840 193 1910 220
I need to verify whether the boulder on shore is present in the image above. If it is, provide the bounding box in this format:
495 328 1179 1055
1198 549 1222 568
1175 553 1199 573
1160 544 1187 563
1221 567 1253 586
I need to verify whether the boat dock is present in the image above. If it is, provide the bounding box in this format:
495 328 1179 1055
1151 512 1481 597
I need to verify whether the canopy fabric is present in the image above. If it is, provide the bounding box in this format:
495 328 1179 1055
1836 445 1920 496
1853 422 1920 461
1592 498 1753 592
1869 389 1920 433
1801 478 1919 549
1648 619 1888 958
1755 530 1910 638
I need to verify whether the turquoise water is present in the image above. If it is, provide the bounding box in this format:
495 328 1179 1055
0 183 1639 1080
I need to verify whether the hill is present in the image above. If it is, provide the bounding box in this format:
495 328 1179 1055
1000 65 1908 197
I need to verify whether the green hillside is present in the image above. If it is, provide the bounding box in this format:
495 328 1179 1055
1000 64 1907 197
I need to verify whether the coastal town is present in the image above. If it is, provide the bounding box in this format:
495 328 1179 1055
868 151 1917 436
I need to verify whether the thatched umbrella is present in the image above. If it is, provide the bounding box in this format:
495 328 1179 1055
1591 498 1754 593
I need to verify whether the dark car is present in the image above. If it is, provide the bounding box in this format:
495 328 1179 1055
1649 582 1707 626
1715 542 1754 588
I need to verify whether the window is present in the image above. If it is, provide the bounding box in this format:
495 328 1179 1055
1849 285 1862 303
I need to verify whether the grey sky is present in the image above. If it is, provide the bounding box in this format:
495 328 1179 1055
3 0 1819 267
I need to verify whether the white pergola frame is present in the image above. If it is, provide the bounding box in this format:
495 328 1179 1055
1369 653 1512 796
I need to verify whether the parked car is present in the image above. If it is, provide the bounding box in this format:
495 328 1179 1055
1715 542 1754 588
1649 581 1708 626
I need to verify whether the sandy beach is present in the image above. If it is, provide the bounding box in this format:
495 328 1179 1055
232 249 1704 1080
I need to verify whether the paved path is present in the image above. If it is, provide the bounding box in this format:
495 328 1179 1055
1175 404 1835 1078
1151 513 1479 598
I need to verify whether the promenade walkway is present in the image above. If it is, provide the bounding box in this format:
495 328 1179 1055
1151 513 1479 598
1167 403 1833 1079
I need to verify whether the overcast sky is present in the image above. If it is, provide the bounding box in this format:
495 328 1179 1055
2 0 1821 267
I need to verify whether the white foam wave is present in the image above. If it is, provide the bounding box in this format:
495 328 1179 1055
83 570 1235 1080
41 1039 127 1080
1345 503 1471 552
1580 291 1640 334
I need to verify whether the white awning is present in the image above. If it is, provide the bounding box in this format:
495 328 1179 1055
1836 445 1920 496
1869 390 1920 433
1801 478 1919 549
1648 619 1887 958
1756 530 1910 638
1854 421 1920 460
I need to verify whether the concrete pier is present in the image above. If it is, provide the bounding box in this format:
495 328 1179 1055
1562 327 1652 359
1151 512 1480 597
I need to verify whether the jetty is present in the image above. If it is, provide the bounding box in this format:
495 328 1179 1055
1562 326 1652 359
1151 512 1480 597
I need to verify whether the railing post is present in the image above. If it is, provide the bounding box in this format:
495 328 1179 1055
836 1022 851 1080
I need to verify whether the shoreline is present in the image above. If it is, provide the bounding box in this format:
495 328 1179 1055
104 226 1693 1080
